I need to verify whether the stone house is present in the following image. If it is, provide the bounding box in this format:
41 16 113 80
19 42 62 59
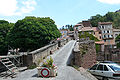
98 22 115 45
113 29 120 39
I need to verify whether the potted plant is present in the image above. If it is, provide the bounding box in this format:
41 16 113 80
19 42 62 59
37 56 57 77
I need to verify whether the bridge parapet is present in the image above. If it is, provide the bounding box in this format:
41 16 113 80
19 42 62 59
24 39 70 67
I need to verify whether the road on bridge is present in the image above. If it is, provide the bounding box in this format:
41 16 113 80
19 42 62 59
2 40 97 80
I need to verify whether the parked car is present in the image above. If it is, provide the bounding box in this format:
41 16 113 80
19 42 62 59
88 62 120 80
100 61 118 64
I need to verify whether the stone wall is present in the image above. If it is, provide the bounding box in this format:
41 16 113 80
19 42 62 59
24 39 70 67
73 39 97 69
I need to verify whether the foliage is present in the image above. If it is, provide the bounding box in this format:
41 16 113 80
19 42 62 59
72 65 80 71
79 45 88 55
89 12 120 29
61 25 74 31
28 64 37 69
42 57 56 69
0 20 14 55
79 32 99 41
115 34 120 48
95 44 101 53
7 16 61 52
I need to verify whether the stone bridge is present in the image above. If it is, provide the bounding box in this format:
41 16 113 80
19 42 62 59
0 40 97 80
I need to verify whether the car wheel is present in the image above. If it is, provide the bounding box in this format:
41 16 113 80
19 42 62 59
102 77 108 80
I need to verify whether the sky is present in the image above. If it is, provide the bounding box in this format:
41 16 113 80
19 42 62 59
0 0 120 28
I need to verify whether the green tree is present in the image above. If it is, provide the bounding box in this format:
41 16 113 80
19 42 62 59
7 16 61 52
89 11 120 29
115 34 120 48
0 20 14 55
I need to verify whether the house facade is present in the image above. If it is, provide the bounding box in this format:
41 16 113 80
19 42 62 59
98 22 115 45
113 29 120 39
60 29 68 40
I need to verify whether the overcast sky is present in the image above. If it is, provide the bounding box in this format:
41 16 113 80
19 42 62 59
0 0 120 28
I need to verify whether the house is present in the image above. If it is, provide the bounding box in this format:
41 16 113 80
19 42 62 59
92 27 102 40
82 21 92 27
67 31 74 39
98 22 115 45
59 29 69 40
113 29 120 39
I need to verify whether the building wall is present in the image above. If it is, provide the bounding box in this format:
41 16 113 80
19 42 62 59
113 31 120 39
93 31 102 40
60 30 68 40
103 39 115 45
98 23 115 45
73 39 96 69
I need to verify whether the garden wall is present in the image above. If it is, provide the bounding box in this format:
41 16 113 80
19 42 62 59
73 39 97 69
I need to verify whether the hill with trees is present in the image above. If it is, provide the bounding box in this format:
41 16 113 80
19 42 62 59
89 11 120 29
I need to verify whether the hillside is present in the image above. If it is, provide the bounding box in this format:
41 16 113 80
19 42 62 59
88 11 120 29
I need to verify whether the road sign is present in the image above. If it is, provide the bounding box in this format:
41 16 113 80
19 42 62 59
41 68 50 77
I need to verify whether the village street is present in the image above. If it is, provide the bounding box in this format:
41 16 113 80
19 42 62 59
1 40 97 80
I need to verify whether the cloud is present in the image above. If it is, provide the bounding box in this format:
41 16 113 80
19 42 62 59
97 0 120 4
20 0 37 14
0 0 37 16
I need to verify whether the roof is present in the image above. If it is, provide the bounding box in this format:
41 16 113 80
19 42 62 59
82 21 92 27
74 24 82 27
59 29 68 31
98 22 112 25
113 29 120 32
95 41 104 44
92 27 99 32
79 27 93 31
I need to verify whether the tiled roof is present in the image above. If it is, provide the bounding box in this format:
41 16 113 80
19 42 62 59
98 22 112 25
74 24 82 27
92 27 99 31
95 41 104 44
113 29 120 32
82 21 92 27
80 27 93 31
59 29 68 31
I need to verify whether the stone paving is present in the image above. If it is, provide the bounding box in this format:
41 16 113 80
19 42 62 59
0 40 97 80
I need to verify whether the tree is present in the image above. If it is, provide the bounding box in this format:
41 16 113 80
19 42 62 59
7 16 61 52
115 34 120 48
89 12 120 29
62 24 74 31
0 20 14 55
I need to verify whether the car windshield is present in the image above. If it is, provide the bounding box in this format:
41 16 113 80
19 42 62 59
109 65 120 71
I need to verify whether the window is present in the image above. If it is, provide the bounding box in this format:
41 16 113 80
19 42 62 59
100 36 101 39
105 30 107 33
104 31 105 33
108 35 109 38
106 35 108 38
90 64 98 70
104 40 106 42
107 30 109 33
97 64 103 71
64 31 67 33
104 65 109 71
103 35 104 38
102 26 104 29
109 65 120 71
99 32 101 34
104 35 106 38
